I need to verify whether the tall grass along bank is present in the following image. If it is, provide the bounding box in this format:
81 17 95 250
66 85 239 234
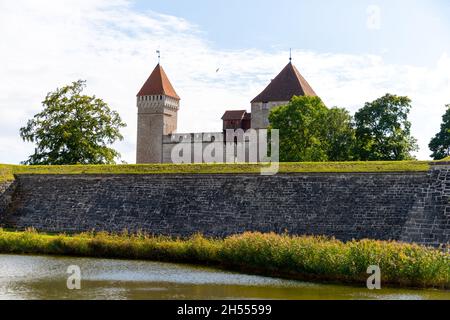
0 230 447 289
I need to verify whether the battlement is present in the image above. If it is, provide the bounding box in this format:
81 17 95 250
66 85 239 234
163 132 225 144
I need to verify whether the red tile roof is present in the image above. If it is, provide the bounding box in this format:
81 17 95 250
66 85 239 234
251 62 317 103
221 110 248 121
137 64 180 100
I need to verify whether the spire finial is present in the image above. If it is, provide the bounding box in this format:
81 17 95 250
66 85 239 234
156 50 161 64
289 48 292 62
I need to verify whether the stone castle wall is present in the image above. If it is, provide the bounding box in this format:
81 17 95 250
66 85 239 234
0 181 14 217
162 132 256 163
136 95 179 164
1 166 449 247
251 101 288 129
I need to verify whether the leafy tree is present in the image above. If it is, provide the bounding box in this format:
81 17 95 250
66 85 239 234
354 94 418 161
269 96 355 162
324 107 356 161
20 80 126 165
429 104 450 160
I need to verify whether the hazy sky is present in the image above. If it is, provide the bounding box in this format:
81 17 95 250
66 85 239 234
1 0 449 163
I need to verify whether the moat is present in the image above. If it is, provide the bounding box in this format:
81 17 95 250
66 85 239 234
0 255 448 300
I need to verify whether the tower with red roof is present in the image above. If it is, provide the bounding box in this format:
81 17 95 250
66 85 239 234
250 62 317 129
136 64 180 163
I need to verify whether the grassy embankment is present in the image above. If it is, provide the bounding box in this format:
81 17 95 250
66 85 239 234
0 161 431 183
0 229 448 289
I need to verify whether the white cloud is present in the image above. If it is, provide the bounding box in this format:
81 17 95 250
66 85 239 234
0 0 449 163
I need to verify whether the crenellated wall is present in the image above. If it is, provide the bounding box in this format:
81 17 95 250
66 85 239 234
0 165 448 247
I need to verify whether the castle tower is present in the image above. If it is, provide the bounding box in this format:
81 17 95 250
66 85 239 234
251 62 317 129
136 64 180 164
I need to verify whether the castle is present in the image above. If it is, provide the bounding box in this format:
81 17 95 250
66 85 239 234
136 60 318 164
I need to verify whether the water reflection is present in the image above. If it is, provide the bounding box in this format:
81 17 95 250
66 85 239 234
0 255 448 300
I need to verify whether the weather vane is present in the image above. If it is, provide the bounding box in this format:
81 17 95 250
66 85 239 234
156 50 161 64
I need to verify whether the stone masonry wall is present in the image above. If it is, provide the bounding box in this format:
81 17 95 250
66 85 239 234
1 169 448 247
400 166 450 247
162 132 254 164
0 181 15 217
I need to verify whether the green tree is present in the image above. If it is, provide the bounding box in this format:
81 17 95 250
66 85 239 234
429 104 450 160
20 80 126 165
324 107 356 161
354 94 418 161
269 96 355 162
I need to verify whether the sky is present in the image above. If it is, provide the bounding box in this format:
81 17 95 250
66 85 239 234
0 0 449 163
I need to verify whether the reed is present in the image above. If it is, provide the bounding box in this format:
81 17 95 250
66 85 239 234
0 229 447 289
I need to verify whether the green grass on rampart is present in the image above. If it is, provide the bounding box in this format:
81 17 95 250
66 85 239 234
0 161 431 183
0 230 447 289
0 165 14 183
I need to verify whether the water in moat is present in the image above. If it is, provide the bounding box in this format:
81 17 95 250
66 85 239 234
0 254 448 300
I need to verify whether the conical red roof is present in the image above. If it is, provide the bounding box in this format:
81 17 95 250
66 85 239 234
137 64 180 100
251 62 317 103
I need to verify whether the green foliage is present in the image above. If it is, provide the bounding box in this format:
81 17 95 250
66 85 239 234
429 105 450 160
0 161 430 183
20 80 126 165
324 107 357 161
0 229 448 288
354 94 418 161
269 96 355 162
269 94 421 162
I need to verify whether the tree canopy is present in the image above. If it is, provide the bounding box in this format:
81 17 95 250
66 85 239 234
324 107 356 161
429 104 450 160
269 93 418 162
354 94 418 161
20 80 126 165
269 96 355 162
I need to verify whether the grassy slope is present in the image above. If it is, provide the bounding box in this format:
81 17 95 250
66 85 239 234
0 230 448 289
0 165 14 183
0 161 430 183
